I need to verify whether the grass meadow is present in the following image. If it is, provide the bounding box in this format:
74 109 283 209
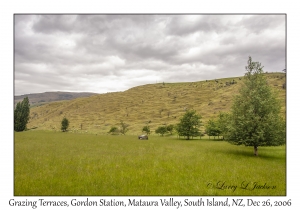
14 130 286 196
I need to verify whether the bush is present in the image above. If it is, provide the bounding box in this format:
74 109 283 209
108 126 119 135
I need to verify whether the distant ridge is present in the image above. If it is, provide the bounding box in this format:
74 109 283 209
14 92 98 107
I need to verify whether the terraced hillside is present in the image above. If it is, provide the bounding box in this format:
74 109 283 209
26 73 286 135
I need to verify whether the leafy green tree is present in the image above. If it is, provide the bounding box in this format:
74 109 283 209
119 120 129 135
61 117 69 132
14 97 30 132
142 125 151 135
176 110 202 140
205 119 221 139
226 56 286 156
155 126 167 136
166 124 174 135
217 112 230 139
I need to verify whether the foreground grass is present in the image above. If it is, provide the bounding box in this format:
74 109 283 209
14 131 286 196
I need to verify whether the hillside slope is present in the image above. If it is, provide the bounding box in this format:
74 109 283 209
26 73 286 135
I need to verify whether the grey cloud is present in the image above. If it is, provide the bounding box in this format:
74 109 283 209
166 15 228 36
32 15 78 34
238 15 285 34
14 14 286 95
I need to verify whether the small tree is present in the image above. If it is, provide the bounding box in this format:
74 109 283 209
205 119 212 139
226 56 286 156
176 110 202 140
205 119 221 139
119 120 129 135
14 97 30 132
166 124 174 135
142 125 151 135
61 117 69 132
155 126 167 136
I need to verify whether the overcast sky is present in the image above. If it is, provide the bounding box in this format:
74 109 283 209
14 14 286 96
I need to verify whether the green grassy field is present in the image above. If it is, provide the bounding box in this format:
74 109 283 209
14 130 286 196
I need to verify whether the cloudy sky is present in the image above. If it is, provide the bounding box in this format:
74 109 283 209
14 14 286 96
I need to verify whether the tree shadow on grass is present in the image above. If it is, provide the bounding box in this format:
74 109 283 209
215 147 286 160
169 137 285 160
171 137 215 141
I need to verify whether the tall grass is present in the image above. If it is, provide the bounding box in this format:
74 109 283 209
14 131 286 196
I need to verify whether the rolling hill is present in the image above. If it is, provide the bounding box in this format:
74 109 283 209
26 73 286 135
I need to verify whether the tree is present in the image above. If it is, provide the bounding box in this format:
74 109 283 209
205 119 221 139
217 112 230 139
61 117 69 132
155 126 167 136
176 110 202 140
166 124 174 135
142 125 151 135
14 97 30 132
226 56 286 156
119 120 129 135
